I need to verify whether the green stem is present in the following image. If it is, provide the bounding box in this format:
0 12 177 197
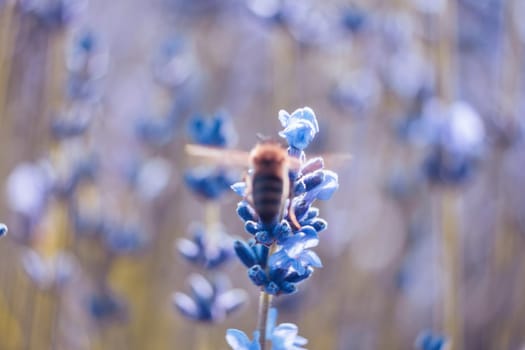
257 290 273 350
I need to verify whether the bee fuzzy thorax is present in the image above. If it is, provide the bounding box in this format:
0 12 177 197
249 143 288 169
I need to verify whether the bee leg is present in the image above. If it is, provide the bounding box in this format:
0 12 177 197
287 199 301 231
242 176 259 221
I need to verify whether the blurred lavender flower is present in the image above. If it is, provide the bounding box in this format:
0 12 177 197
66 29 109 103
185 167 237 201
415 331 448 350
88 290 127 323
18 0 88 29
402 99 485 184
128 157 172 201
422 100 485 185
152 38 194 90
22 249 74 289
103 224 147 255
173 273 247 323
51 107 92 139
410 0 445 14
246 0 285 23
226 308 307 350
0 223 7 237
177 223 234 269
188 112 237 147
135 115 177 147
330 69 381 116
384 49 434 101
6 161 52 220
340 5 367 33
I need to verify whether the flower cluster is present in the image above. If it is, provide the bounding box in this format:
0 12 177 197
173 274 246 323
177 223 233 269
231 107 338 295
226 308 307 350
415 330 448 350
0 223 7 237
401 99 485 185
18 0 87 29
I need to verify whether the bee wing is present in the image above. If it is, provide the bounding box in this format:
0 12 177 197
301 153 352 172
318 153 353 168
185 144 251 168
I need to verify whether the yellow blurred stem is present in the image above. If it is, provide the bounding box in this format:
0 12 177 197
35 198 70 259
41 29 67 149
0 1 17 121
440 190 463 350
0 280 23 349
204 201 220 234
195 326 211 350
436 0 457 104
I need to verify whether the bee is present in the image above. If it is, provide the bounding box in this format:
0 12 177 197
186 141 302 229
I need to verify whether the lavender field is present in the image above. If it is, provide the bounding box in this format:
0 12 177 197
1 0 525 349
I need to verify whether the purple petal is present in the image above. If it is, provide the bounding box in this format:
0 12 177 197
231 182 247 197
188 274 214 300
316 170 339 200
291 107 319 132
300 250 322 268
173 292 199 320
217 289 247 314
176 238 199 258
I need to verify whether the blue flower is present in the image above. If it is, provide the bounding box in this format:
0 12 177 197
177 223 234 269
19 0 87 28
415 330 448 350
188 112 237 147
153 38 194 89
185 167 237 200
0 223 7 237
226 329 261 350
22 250 74 289
300 170 339 205
226 308 307 350
103 224 147 255
234 239 269 269
404 99 485 185
173 274 247 323
88 290 127 323
245 234 321 296
278 107 319 151
267 308 308 350
135 115 177 147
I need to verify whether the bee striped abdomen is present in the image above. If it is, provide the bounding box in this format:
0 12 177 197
252 173 283 226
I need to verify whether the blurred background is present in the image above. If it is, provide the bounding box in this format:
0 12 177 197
1 0 525 349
